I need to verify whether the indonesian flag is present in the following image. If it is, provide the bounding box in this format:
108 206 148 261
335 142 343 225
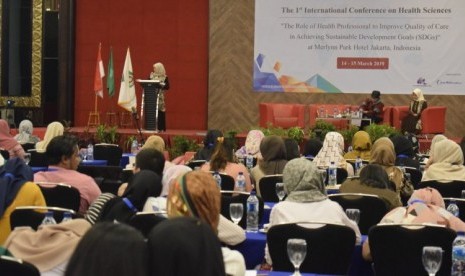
118 48 137 112
94 43 105 98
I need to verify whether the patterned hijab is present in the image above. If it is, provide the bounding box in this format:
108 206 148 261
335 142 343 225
258 135 288 175
283 158 326 203
313 131 347 168
344 131 372 160
422 139 465 182
167 171 220 232
370 137 395 166
35 122 64 152
244 130 265 156
142 135 165 153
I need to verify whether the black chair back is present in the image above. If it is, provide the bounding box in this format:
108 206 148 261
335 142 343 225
37 182 81 213
444 197 465 222
128 212 167 237
322 167 348 185
418 180 465 198
93 144 123 166
0 256 40 276
403 167 423 188
220 191 264 229
186 160 207 170
267 222 355 275
21 143 36 152
217 173 235 191
369 224 456 276
0 149 9 160
328 193 389 235
258 174 283 202
10 206 77 231
77 165 123 194
28 150 48 167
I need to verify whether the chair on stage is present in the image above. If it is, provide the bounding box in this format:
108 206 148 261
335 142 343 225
267 222 356 275
419 106 447 138
77 165 123 195
328 193 389 235
128 212 167 237
259 103 305 129
369 224 456 276
36 182 81 213
0 255 40 276
93 143 123 166
391 106 409 130
210 172 235 192
257 174 283 202
10 206 77 231
220 191 264 229
417 180 465 198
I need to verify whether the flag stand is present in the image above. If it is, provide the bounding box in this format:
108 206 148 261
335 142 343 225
87 94 100 127
105 112 117 126
119 111 132 128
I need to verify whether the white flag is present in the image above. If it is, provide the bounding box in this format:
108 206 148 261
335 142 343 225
118 48 136 112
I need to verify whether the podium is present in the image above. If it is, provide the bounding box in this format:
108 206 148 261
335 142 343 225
136 79 163 131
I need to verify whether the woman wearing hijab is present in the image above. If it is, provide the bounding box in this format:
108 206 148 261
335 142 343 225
194 129 223 161
401 88 428 134
0 158 46 244
251 135 288 190
0 119 25 159
150 62 170 132
264 158 361 266
141 135 173 171
340 164 402 210
369 137 404 193
167 171 246 275
148 217 226 276
313 131 354 176
344 130 372 161
14 119 40 145
98 170 162 223
302 138 323 161
425 134 448 169
235 129 265 159
362 188 465 261
422 139 465 182
35 121 64 152
390 134 420 169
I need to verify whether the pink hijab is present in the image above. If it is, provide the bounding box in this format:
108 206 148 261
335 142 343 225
0 119 21 150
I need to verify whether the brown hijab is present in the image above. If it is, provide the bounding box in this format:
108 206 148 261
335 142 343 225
370 137 403 191
258 135 288 175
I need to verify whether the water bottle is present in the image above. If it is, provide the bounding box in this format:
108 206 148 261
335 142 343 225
333 108 338 118
246 190 259 232
213 172 222 189
452 231 465 275
236 172 246 192
87 143 94 161
448 200 460 217
61 211 73 223
246 155 254 170
328 161 337 185
131 139 139 154
355 156 363 175
41 211 57 225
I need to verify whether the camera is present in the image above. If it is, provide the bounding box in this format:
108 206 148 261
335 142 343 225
6 99 15 108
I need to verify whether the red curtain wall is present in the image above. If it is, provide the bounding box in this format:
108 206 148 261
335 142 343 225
74 0 208 130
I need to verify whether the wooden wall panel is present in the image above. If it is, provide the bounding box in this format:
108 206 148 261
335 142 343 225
208 0 465 138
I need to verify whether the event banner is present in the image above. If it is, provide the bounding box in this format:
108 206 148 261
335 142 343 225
253 0 465 94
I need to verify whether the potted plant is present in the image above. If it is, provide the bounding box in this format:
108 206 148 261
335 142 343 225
287 126 305 144
364 123 399 143
168 135 200 160
309 120 337 141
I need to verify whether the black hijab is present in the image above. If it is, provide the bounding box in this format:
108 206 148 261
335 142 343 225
0 158 33 217
147 217 225 276
194 129 223 161
258 135 288 175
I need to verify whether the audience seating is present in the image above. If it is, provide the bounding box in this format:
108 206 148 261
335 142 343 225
443 198 465 222
328 193 389 235
77 165 123 195
259 103 305 128
28 150 48 167
0 255 40 276
128 211 167 237
267 222 355 275
257 174 283 202
36 182 81 213
417 180 465 198
369 224 456 276
93 144 123 166
210 172 235 191
220 191 264 229
10 206 77 231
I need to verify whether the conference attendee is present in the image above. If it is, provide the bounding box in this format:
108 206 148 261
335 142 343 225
34 135 101 214
390 134 420 169
422 139 465 182
401 88 427 135
150 62 170 132
313 131 354 176
360 90 384 124
340 164 402 210
263 158 361 266
167 171 246 275
0 119 26 159
362 188 465 261
194 129 223 161
99 170 162 223
0 158 46 244
235 129 265 159
141 135 173 171
201 138 252 192
158 164 192 198
284 138 300 161
302 138 323 161
65 222 148 276
251 135 288 191
14 119 40 145
35 121 64 152
148 217 226 276
425 134 448 169
4 219 91 275
344 130 372 161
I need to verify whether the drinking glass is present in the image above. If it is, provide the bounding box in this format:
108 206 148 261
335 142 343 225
275 182 286 201
287 238 307 276
229 203 243 225
318 169 327 186
23 153 31 165
346 208 361 224
422 246 443 276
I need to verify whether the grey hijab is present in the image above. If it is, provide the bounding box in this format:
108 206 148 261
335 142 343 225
283 158 327 203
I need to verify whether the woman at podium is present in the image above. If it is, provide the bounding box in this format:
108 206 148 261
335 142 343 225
150 62 170 132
